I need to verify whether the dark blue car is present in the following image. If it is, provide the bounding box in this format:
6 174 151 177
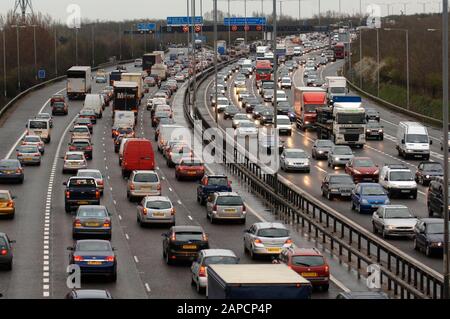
414 218 450 257
351 183 390 214
68 240 117 282
197 175 232 205
0 160 24 184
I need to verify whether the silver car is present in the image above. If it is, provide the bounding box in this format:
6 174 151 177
243 222 293 259
280 148 310 172
137 196 175 226
190 249 239 293
206 192 246 224
62 151 87 174
312 139 334 160
127 170 161 202
328 145 354 168
16 145 41 166
372 205 418 238
232 113 249 129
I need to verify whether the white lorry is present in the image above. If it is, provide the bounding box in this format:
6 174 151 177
67 66 92 100
325 76 348 103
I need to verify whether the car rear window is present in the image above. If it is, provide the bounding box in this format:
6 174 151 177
146 200 171 210
78 207 108 218
69 179 95 187
73 141 90 147
207 177 228 186
73 127 89 133
78 171 102 179
292 255 325 267
181 160 203 167
0 161 19 169
18 146 38 153
67 154 84 161
29 121 48 129
0 237 7 246
77 241 111 251
257 228 289 238
0 193 10 200
175 232 204 241
134 173 159 183
24 137 40 143
203 256 238 266
216 196 243 206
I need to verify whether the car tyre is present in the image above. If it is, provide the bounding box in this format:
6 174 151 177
110 272 117 283
5 261 12 271
165 251 172 265
425 245 432 257
414 238 420 251
372 223 377 234
321 284 329 292
327 191 333 201
65 204 71 213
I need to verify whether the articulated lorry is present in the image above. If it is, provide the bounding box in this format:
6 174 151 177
207 264 312 299
316 96 366 147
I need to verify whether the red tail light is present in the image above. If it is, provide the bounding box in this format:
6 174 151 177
129 183 135 191
142 208 148 216
324 265 330 274
16 169 23 174
213 205 217 211
170 233 176 241
7 200 14 208
86 146 92 150
95 191 100 199
157 184 161 191
171 208 176 216
105 256 115 262
202 233 208 241
97 180 104 186
74 255 84 262
242 204 246 213
199 266 207 277
103 220 111 228
74 219 82 228
69 146 76 151
1 249 8 255
65 191 71 199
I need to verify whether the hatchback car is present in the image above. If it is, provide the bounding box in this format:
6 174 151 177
232 113 249 129
276 247 330 291
372 205 418 238
415 161 443 186
137 196 175 227
72 205 112 239
69 139 93 160
62 151 87 174
345 157 379 183
16 145 41 166
351 183 390 214
71 125 91 141
243 222 293 259
21 135 44 154
52 102 68 115
0 232 15 270
206 192 246 224
162 226 209 265
191 249 239 294
68 240 117 281
175 158 205 181
366 108 380 121
328 145 354 168
166 144 192 168
280 148 310 172
79 109 97 124
312 139 334 160
74 117 94 134
0 160 24 184
414 218 450 256
0 190 15 219
77 169 104 194
127 170 161 202
223 105 240 120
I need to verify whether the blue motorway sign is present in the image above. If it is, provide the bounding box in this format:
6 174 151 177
167 16 203 26
224 17 266 26
137 23 156 31
38 68 46 80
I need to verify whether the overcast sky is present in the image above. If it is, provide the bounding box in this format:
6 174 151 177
0 0 443 22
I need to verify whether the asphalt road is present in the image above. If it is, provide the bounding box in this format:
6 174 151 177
200 52 445 275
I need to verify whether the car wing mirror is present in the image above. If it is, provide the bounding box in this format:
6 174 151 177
66 247 74 251
430 140 433 145
63 182 67 186
9 239 16 244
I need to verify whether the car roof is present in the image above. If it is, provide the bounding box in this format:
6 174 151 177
359 183 382 187
144 196 170 202
172 225 204 233
200 249 237 258
215 192 239 197
0 190 11 194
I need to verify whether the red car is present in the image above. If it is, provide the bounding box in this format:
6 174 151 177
175 158 205 181
344 157 379 183
50 94 65 105
276 248 330 291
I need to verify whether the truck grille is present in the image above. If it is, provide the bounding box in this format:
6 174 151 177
344 134 360 142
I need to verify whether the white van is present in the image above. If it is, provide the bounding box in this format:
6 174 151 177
396 122 431 160
83 94 104 118
27 119 51 143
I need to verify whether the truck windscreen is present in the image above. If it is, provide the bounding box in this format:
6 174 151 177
330 87 346 94
336 113 365 124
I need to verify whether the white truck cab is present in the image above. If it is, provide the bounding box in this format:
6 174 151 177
396 122 431 160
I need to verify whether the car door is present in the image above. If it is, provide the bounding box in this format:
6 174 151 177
244 225 255 250
373 209 384 231
352 185 361 206
431 186 443 216
206 194 216 216
415 221 426 249
345 159 353 176
191 254 202 283
416 163 423 181
322 175 329 193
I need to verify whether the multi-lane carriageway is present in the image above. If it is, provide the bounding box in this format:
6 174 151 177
0 48 374 299
198 49 448 277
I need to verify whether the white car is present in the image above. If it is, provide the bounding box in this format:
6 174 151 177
272 90 288 105
235 121 258 138
71 125 91 141
372 205 418 238
21 135 45 154
280 77 292 89
232 113 250 129
175 73 185 82
216 97 230 113
77 169 105 194
276 115 293 136
62 151 87 174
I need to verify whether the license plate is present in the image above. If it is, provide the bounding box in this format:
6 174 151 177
188 171 197 175
153 212 165 217
225 209 237 213
85 223 100 227
267 248 281 253
87 261 102 265
141 187 152 191
78 201 89 205
24 158 33 161
301 272 318 277
183 245 197 250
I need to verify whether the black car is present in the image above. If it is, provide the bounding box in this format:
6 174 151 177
65 289 113 299
162 226 209 265
224 105 240 120
252 105 266 120
51 101 68 115
415 162 443 186
0 160 24 184
414 218 449 256
321 174 356 200
0 232 15 270
366 121 384 140
64 177 100 213
260 109 274 125
366 108 380 121
427 177 448 217
68 240 117 281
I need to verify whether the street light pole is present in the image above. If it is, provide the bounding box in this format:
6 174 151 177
359 28 363 88
406 29 409 110
228 0 231 49
442 0 450 300
262 0 265 41
2 27 6 97
376 28 380 96
318 0 321 25
244 0 247 47
54 24 58 76
13 25 21 91
32 25 37 80
119 23 122 61
75 27 79 65
214 0 218 125
273 0 277 130
91 24 95 67
191 0 197 108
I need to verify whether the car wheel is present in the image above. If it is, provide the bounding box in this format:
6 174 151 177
357 203 362 214
327 191 333 201
321 284 329 292
249 247 255 260
165 251 172 265
110 272 117 283
196 281 205 294
414 238 419 251
426 245 432 257
428 205 434 217
65 204 71 213
372 223 377 234
381 227 388 239
351 201 355 211
5 260 12 271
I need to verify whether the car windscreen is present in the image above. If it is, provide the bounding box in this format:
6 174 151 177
384 207 413 219
329 176 354 184
278 118 291 125
390 171 414 181
66 154 84 161
146 200 172 210
0 161 19 169
73 127 89 133
354 159 375 167
257 228 289 238
134 173 159 183
333 147 352 155
216 196 243 206
286 151 307 159
330 87 346 94
0 237 7 246
367 122 381 129
426 222 450 235
24 137 41 143
78 207 108 218
29 121 48 129
406 134 428 143
423 163 443 172
316 140 334 147
77 241 111 251
361 186 385 196
72 141 90 147
203 256 238 266
292 255 325 267
239 122 255 128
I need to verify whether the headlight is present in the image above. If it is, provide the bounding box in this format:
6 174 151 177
330 189 339 192
361 199 369 204
426 175 430 179
387 225 395 230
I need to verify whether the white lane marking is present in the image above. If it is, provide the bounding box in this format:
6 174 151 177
315 165 327 173
169 187 173 192
125 233 130 240
134 256 139 263
5 87 66 159
118 215 122 221
145 283 151 293
188 215 193 221
177 200 182 205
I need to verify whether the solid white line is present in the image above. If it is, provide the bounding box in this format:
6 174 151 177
125 234 130 240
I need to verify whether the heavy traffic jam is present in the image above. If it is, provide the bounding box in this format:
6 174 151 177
0 28 447 300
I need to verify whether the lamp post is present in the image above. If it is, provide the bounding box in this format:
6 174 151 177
384 28 409 110
91 24 95 67
228 0 231 49
11 24 25 91
32 24 37 80
1 26 6 97
75 26 79 65
214 0 218 125
54 24 58 76
244 0 247 46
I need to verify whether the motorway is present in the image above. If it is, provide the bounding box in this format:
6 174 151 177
198 51 446 275
0 47 375 299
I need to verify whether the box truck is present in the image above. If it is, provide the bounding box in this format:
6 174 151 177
294 87 327 130
67 66 92 100
121 73 144 102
